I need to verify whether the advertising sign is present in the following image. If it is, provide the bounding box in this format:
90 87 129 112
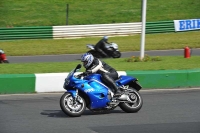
174 19 200 32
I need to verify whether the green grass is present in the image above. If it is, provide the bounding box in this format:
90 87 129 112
0 0 199 27
1 31 200 56
0 0 200 74
0 56 199 74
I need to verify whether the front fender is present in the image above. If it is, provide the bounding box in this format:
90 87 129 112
67 90 77 98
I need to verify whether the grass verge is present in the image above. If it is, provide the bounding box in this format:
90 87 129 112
1 31 200 56
0 56 199 74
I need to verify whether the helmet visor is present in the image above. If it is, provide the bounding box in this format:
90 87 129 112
82 61 88 67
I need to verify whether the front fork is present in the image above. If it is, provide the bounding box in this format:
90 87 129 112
67 89 83 104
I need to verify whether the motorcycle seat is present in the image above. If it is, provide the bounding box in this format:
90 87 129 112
115 77 121 82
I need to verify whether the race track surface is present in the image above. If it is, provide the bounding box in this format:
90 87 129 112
7 49 200 63
0 88 200 133
2 49 200 133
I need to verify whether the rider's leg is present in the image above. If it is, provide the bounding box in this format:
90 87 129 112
96 48 109 58
101 73 122 96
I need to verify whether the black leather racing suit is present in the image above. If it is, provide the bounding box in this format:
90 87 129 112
85 57 119 93
94 39 109 57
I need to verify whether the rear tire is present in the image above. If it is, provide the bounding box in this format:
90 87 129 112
60 92 86 117
119 88 143 113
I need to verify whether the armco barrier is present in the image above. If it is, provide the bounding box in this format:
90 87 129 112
146 20 175 34
0 26 53 40
0 69 199 94
53 23 141 39
0 21 175 40
1 20 199 41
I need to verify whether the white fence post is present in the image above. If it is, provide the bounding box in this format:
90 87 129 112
140 0 147 60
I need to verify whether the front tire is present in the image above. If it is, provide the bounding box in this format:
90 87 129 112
119 88 143 113
112 51 121 58
60 92 86 117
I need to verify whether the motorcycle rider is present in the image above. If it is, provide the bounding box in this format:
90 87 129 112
94 36 110 58
0 49 9 63
81 52 123 97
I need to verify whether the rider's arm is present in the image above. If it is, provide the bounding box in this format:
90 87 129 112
87 59 103 73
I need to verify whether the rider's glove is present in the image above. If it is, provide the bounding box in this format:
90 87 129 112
83 70 92 76
76 74 82 79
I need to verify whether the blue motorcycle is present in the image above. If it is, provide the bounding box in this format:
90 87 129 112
60 64 143 117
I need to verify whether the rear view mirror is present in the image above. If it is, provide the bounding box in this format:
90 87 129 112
76 64 82 69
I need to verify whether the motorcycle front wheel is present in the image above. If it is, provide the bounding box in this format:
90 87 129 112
60 92 86 117
112 51 121 58
119 88 143 113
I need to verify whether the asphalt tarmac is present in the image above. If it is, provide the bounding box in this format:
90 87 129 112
0 88 200 133
6 48 200 63
1 49 200 133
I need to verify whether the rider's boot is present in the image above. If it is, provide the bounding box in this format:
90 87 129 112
102 74 123 97
114 89 123 97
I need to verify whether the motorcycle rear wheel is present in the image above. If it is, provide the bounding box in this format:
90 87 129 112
60 92 86 117
119 88 143 113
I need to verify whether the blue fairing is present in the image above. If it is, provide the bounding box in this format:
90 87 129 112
116 75 137 86
84 74 102 82
64 67 137 110
66 74 110 109
72 74 111 109
67 90 77 98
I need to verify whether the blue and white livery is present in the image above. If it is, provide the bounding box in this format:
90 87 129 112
60 64 143 117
